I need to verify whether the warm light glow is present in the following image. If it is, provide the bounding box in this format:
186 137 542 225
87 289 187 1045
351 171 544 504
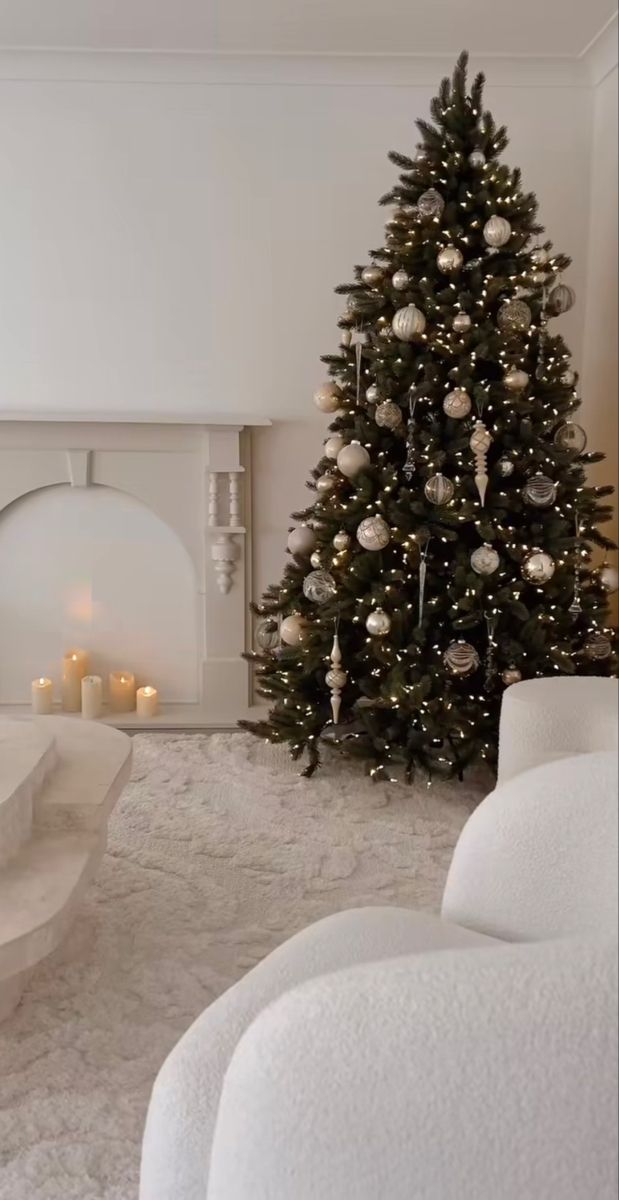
143 686 155 697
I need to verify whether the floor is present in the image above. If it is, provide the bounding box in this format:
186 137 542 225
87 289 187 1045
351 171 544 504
0 732 488 1200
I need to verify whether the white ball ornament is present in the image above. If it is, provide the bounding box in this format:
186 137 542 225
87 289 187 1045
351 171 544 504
356 516 391 552
280 615 308 646
314 382 343 413
303 570 337 605
366 384 380 403
599 565 619 594
361 265 384 286
443 388 472 420
522 550 556 585
392 304 426 341
333 530 352 552
392 269 410 291
336 441 371 479
548 284 576 316
365 608 392 637
471 544 500 576
287 526 316 557
484 215 512 248
437 245 464 274
324 434 345 460
310 551 322 569
316 474 336 494
497 456 515 478
453 312 472 333
469 150 486 168
417 188 445 220
504 368 529 392
375 401 403 430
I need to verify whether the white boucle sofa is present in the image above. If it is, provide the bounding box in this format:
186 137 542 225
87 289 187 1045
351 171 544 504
140 677 618 1200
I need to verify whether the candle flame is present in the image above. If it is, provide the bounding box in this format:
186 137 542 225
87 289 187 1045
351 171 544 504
143 687 155 696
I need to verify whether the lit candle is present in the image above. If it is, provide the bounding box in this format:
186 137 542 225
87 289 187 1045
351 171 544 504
109 671 136 713
32 677 53 715
62 649 89 712
136 686 159 718
81 675 103 720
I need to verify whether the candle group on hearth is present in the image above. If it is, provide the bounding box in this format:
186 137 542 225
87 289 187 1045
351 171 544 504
31 652 158 719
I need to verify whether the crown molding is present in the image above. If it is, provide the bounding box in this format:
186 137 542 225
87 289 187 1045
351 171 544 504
580 13 618 86
0 48 598 89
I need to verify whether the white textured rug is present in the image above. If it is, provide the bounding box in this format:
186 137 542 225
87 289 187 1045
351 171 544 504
0 733 488 1200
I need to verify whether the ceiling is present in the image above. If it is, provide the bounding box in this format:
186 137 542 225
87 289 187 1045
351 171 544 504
0 0 616 57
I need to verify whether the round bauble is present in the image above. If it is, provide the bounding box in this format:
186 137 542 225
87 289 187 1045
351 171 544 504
584 632 612 661
314 382 343 413
365 608 392 637
375 400 403 430
333 530 352 552
337 441 370 478
287 525 316 557
391 269 410 292
599 565 619 594
561 368 576 387
310 551 322 569
502 666 522 686
522 550 556 585
553 422 587 455
255 617 280 652
303 569 337 605
469 150 486 168
417 188 445 220
497 456 515 478
497 300 532 335
443 388 472 420
484 215 512 248
437 244 463 274
356 516 391 552
361 265 384 287
392 304 426 341
530 246 549 266
280 615 308 646
471 544 500 575
324 434 345 460
504 368 529 392
548 283 576 316
444 641 480 676
522 474 558 508
316 473 336 494
424 473 455 505
453 312 472 333
365 384 380 404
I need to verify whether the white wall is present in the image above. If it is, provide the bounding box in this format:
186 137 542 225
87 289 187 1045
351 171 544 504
0 56 608 607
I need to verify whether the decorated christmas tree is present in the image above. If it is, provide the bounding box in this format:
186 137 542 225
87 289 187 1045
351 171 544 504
241 52 617 781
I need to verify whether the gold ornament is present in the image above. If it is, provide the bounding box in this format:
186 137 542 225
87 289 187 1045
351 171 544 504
424 473 455 505
522 550 556 585
375 400 403 429
356 516 391 551
314 382 343 412
444 641 480 676
502 666 522 685
391 269 410 291
599 565 619 594
504 368 529 392
280 614 308 646
316 474 337 494
365 608 392 637
392 304 426 341
470 420 493 506
443 388 472 419
333 530 352 552
361 265 384 286
437 244 463 274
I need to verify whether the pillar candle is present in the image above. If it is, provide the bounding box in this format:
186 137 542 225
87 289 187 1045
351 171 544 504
136 686 159 718
81 675 103 720
62 649 89 712
31 677 53 715
109 671 136 713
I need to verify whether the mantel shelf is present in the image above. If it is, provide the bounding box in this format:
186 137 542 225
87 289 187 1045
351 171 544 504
0 410 271 427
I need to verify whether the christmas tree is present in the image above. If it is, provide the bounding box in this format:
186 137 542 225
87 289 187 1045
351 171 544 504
242 52 617 781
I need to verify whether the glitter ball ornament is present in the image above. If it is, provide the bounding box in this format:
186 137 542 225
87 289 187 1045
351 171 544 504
443 388 472 420
599 565 619 594
584 632 612 661
469 150 486 168
365 608 392 637
504 368 529 392
497 300 532 335
554 422 587 455
530 246 549 266
333 530 352 552
356 516 391 551
417 188 445 220
280 614 308 646
484 215 512 247
366 384 380 403
314 382 342 413
502 666 522 686
561 368 576 387
392 304 426 341
337 441 370 478
303 570 337 605
324 434 345 460
287 526 316 557
471 544 500 575
316 474 336 494
424 473 455 505
497 456 515 477
392 269 410 291
453 312 472 333
444 642 480 676
522 550 556 584
522 474 558 508
437 244 463 274
548 283 576 315
375 400 403 430
255 618 280 652
361 265 384 286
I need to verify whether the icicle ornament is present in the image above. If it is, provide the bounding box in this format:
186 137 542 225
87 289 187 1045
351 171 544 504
403 396 417 481
418 539 431 627
470 420 493 506
351 328 369 406
326 625 347 724
569 515 583 615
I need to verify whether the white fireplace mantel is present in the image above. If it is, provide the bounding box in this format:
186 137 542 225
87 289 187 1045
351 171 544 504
0 411 271 729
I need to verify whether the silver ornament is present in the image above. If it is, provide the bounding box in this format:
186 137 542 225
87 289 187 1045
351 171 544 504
484 215 512 248
303 569 336 605
314 382 343 412
522 474 558 509
444 642 480 676
324 434 345 460
375 400 403 430
255 618 280 652
327 631 347 723
497 456 515 477
361 265 384 286
365 608 392 637
561 368 576 387
443 388 472 420
424 473 455 505
280 614 308 646
337 441 371 478
287 525 316 557
356 516 391 552
310 551 322 569
471 544 500 576
469 150 486 168
497 300 532 335
522 550 556 584
504 368 529 392
392 304 426 341
417 188 444 219
470 420 493 506
365 384 380 403
437 244 464 274
502 666 522 685
333 530 352 552
548 283 576 315
530 246 549 266
391 269 410 291
554 422 587 454
599 565 619 594
453 312 472 333
584 632 612 661
316 473 337 494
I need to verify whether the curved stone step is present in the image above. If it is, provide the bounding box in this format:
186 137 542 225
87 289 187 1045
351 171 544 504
33 717 133 832
0 719 57 867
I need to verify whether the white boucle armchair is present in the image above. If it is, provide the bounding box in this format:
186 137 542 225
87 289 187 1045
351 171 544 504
140 677 618 1200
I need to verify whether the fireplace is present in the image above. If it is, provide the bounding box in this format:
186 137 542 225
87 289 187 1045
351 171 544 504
0 412 269 728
